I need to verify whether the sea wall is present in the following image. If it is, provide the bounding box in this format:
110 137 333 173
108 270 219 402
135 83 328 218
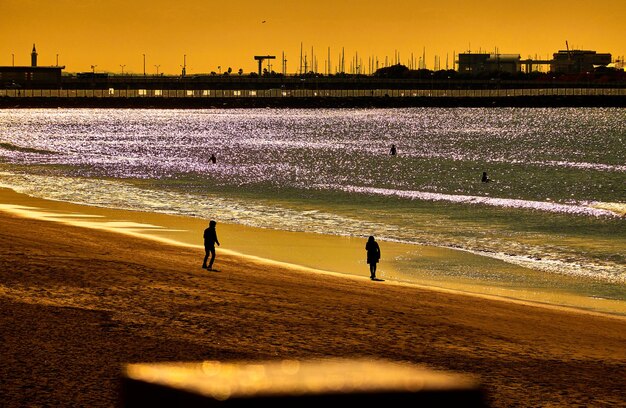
2 95 626 109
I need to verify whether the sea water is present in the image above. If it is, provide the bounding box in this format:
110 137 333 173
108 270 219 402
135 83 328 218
0 108 624 311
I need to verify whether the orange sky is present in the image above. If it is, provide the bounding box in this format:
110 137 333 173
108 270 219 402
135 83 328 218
2 0 624 75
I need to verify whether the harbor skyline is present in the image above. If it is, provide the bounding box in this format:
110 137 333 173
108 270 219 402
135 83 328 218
2 3 626 406
2 0 625 75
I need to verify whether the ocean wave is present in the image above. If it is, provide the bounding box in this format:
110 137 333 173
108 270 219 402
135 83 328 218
484 156 626 172
590 202 626 217
542 160 626 172
427 153 626 173
0 142 57 155
465 248 626 285
324 184 622 218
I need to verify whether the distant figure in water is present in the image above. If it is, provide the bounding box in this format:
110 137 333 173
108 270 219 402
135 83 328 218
210 154 217 164
202 220 220 270
365 236 381 280
390 144 397 156
481 171 491 183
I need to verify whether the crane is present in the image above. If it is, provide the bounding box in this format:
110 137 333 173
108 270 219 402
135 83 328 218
565 41 574 73
254 55 276 76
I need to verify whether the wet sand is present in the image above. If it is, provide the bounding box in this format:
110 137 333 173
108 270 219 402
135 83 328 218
1 188 625 407
1 188 623 316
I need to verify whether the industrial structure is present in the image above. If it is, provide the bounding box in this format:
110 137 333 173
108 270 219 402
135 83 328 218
551 49 612 74
458 42 613 75
0 44 622 91
254 55 276 76
457 53 521 74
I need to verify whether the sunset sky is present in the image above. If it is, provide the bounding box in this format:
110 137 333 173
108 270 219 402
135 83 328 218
2 0 625 75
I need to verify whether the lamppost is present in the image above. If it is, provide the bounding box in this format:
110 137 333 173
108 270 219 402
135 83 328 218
11 53 14 66
154 65 160 76
56 54 59 66
91 64 97 74
120 64 126 75
143 54 146 76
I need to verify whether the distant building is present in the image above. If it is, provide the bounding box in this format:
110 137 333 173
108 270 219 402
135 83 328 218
0 44 64 87
457 53 521 74
551 50 612 74
31 44 38 67
0 66 63 86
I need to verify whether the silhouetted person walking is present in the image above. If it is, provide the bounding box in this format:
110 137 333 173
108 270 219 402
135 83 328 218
481 171 491 183
365 236 381 280
202 220 220 270
390 144 397 156
210 154 217 164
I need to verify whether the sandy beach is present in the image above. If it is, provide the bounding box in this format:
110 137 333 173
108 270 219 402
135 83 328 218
1 188 625 407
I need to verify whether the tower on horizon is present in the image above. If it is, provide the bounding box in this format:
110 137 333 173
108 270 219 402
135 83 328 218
31 44 37 67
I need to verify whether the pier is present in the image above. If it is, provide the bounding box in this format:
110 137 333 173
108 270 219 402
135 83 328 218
2 87 625 108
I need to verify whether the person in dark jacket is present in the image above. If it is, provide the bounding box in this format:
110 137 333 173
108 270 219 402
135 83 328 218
365 236 381 280
202 220 220 270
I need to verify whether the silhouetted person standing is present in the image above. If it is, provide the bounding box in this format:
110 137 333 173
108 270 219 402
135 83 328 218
210 154 217 164
365 236 381 280
202 220 220 270
481 171 491 183
390 144 397 156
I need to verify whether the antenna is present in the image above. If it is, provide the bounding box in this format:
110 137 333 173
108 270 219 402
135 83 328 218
342 47 345 73
327 46 331 75
282 51 286 76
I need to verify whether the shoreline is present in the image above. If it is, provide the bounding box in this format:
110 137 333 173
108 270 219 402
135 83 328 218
1 186 624 318
1 188 626 407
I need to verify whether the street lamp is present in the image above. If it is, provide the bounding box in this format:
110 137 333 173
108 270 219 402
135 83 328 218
120 64 126 75
154 65 160 76
11 53 14 66
91 64 97 74
143 54 146 76
56 54 59 66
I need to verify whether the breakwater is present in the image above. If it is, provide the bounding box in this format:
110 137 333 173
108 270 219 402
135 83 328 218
2 95 626 108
